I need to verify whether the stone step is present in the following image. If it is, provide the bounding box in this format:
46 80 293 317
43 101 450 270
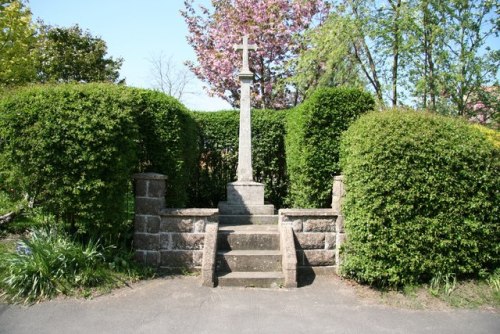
218 202 275 215
219 215 278 225
218 225 280 250
217 271 284 288
216 250 282 272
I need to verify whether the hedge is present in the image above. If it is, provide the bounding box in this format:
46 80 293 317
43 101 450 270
189 109 288 208
286 87 374 208
340 110 499 287
0 84 196 241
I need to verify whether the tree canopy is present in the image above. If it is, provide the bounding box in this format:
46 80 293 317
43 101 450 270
182 0 329 109
294 0 499 123
0 0 38 86
37 24 124 84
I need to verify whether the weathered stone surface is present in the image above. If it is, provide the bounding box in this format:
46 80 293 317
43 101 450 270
135 215 160 233
336 215 345 233
160 208 219 217
145 251 159 266
193 219 206 233
159 233 171 250
219 203 275 215
160 250 193 267
134 250 145 263
134 179 148 197
280 219 303 232
294 233 325 249
134 233 160 250
325 233 336 250
202 223 218 287
303 218 335 232
171 233 205 250
332 175 344 213
302 250 335 266
160 218 194 233
227 181 265 205
193 251 203 266
135 198 165 215
134 215 148 233
147 179 166 198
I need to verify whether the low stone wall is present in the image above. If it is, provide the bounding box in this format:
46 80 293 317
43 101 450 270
133 173 218 272
278 208 345 274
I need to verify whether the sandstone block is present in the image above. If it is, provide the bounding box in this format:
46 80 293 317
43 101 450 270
134 233 160 250
193 250 203 266
135 197 165 215
303 250 335 266
294 233 325 249
303 218 335 232
160 250 193 267
325 233 336 250
160 217 194 232
134 215 148 233
147 179 166 198
145 251 159 266
171 233 205 250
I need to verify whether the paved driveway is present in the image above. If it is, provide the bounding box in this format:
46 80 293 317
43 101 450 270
0 276 498 334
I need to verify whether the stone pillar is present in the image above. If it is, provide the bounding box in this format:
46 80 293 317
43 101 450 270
332 175 345 213
134 173 167 215
332 175 346 274
133 173 167 267
237 72 254 182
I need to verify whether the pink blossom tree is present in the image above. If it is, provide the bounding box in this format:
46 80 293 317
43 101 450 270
181 0 328 109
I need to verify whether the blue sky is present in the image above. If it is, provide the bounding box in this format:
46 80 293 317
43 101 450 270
28 0 232 111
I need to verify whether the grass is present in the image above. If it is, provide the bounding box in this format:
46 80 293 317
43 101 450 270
347 273 499 311
0 227 154 304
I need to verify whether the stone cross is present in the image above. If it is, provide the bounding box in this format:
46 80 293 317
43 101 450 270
234 35 257 74
234 35 257 182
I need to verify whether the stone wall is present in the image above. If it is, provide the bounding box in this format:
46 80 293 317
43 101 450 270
278 175 346 274
133 173 218 273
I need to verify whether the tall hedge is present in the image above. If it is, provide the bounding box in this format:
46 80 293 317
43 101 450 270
286 87 374 208
0 84 196 240
189 109 288 208
340 110 499 287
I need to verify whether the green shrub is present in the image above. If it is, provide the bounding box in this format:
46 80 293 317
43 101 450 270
286 87 374 208
340 110 499 287
189 109 288 208
0 84 196 240
0 228 111 304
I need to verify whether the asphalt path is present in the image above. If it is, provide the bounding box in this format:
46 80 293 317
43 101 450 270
1 275 498 334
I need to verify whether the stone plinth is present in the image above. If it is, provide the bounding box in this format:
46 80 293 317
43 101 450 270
219 181 274 215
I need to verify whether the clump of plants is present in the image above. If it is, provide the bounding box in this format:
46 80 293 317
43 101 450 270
340 109 499 287
0 227 152 304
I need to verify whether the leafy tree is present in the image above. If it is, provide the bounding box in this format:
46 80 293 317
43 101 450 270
181 0 329 109
0 0 38 87
432 0 499 117
37 24 124 83
295 0 499 116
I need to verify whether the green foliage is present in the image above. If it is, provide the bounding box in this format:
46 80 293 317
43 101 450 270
189 109 288 208
0 84 196 240
131 89 198 207
340 110 499 287
0 228 111 304
0 0 38 86
37 24 124 83
286 87 374 208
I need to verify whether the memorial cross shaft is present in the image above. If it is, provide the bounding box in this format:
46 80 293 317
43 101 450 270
233 35 257 182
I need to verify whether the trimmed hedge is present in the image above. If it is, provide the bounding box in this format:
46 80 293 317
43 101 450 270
340 110 499 287
0 84 196 240
286 87 374 208
189 109 288 208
